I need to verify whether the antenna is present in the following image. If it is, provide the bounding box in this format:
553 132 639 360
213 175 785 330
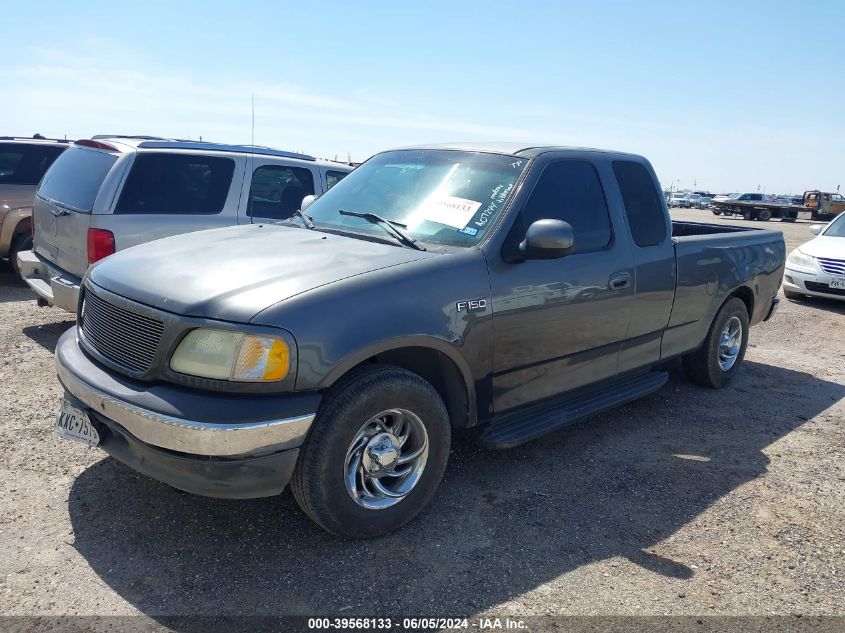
249 93 255 224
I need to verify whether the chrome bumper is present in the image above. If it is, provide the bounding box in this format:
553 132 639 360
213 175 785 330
56 347 316 458
16 249 81 313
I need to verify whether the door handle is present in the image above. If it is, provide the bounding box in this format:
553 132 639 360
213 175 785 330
608 271 631 290
50 207 70 217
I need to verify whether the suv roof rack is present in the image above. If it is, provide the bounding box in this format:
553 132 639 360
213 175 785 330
135 140 315 161
92 134 197 142
0 136 72 143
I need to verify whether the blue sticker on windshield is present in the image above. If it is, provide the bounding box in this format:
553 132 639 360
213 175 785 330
459 226 479 237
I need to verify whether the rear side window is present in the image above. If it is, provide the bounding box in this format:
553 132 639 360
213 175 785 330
612 160 667 247
0 144 65 185
326 169 349 190
116 153 235 215
517 160 611 254
248 165 315 220
37 146 117 212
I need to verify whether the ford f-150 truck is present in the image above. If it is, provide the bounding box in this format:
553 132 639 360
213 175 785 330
52 143 785 538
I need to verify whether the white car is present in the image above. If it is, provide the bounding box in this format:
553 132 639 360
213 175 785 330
783 212 845 301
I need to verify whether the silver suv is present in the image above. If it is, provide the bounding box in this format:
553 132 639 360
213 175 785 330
0 136 70 272
17 136 352 312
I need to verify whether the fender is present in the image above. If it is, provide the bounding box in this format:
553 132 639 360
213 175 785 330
0 206 33 256
320 334 479 424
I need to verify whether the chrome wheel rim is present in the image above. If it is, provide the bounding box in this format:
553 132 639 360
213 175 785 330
344 408 429 509
718 316 743 371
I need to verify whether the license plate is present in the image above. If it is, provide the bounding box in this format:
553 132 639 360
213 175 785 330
54 400 100 447
830 277 845 290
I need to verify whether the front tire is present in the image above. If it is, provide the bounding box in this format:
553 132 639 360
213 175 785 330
682 297 750 389
291 365 451 538
783 289 803 300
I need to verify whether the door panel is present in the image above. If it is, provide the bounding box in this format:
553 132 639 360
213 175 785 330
490 251 634 410
488 159 634 413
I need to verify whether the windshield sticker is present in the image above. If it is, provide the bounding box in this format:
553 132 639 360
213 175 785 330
474 182 514 229
459 226 479 237
412 195 482 229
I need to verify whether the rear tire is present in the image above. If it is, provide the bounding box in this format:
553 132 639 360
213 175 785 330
682 297 750 389
757 209 772 221
9 232 32 275
291 365 451 538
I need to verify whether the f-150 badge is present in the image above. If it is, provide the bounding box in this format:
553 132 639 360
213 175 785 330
456 299 488 312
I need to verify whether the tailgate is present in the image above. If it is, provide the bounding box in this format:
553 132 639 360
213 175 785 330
33 195 91 278
32 145 120 278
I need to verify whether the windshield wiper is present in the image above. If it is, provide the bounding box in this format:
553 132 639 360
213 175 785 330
293 208 316 229
339 210 426 251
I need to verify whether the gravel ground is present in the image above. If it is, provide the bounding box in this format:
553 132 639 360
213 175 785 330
0 209 843 624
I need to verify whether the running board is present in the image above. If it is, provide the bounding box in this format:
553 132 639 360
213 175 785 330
480 370 669 449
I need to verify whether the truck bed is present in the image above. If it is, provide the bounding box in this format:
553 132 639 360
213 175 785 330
661 220 786 359
671 220 756 237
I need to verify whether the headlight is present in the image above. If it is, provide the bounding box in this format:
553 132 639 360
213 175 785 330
170 328 290 382
786 248 816 269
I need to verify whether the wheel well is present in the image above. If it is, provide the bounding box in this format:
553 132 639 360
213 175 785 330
351 347 471 428
729 286 754 319
11 218 32 247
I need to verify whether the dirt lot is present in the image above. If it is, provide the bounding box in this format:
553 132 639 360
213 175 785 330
1 209 843 625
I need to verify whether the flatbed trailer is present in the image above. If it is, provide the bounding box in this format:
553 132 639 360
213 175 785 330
711 200 808 222
711 190 843 222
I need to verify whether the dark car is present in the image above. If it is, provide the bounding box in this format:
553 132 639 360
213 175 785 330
52 143 785 537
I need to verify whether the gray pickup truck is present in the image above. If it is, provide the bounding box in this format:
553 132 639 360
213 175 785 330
52 143 785 538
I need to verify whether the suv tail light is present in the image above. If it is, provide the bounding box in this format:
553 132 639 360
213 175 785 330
87 228 115 264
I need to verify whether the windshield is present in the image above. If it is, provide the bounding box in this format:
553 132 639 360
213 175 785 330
303 150 528 247
728 193 742 199
823 213 845 238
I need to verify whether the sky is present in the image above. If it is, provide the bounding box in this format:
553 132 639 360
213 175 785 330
2 0 843 194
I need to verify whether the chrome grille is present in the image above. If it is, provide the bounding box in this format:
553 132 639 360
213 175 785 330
80 289 165 374
817 257 845 276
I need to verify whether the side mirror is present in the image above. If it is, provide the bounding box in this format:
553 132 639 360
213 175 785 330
518 219 574 260
301 194 318 212
809 224 823 236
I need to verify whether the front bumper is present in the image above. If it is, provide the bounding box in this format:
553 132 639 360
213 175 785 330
55 328 321 498
16 249 81 313
783 266 845 302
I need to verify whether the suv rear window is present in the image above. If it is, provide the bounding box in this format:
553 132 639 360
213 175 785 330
0 144 66 185
116 153 235 215
37 146 117 212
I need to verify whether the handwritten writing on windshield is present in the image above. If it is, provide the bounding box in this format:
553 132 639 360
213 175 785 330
473 182 514 229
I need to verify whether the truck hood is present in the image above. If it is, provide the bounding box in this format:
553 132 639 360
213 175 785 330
87 223 434 322
800 235 845 261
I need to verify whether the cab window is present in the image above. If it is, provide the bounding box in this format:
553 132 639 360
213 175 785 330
513 160 612 255
612 160 667 247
